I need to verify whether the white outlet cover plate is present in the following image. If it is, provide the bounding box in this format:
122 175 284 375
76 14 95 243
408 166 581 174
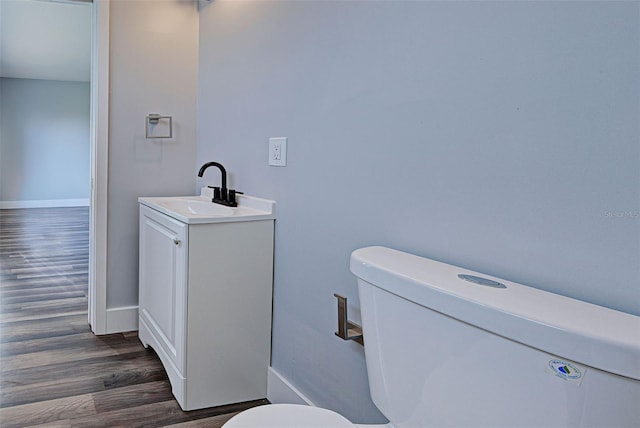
269 137 287 166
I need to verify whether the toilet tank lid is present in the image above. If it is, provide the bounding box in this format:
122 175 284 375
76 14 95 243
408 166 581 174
350 246 640 381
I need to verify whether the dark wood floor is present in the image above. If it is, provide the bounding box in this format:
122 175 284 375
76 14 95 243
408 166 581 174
0 207 265 427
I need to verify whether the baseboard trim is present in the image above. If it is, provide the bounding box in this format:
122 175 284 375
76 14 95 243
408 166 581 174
105 305 139 334
0 199 90 209
267 367 315 406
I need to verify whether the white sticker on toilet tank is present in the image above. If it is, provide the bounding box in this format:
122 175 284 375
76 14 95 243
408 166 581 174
545 359 586 386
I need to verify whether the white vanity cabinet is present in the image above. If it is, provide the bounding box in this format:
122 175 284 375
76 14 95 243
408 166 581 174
138 196 275 411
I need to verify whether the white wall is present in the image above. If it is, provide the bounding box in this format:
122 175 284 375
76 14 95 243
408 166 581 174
107 0 199 309
197 1 640 423
0 78 90 205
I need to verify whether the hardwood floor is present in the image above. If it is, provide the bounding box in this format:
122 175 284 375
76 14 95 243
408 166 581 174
0 207 266 427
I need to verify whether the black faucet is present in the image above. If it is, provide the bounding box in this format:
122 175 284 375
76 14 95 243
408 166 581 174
197 162 239 207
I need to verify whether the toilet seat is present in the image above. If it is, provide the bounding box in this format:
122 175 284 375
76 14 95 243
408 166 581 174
223 404 355 428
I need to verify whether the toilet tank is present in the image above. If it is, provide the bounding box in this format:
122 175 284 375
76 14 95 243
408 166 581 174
350 246 640 428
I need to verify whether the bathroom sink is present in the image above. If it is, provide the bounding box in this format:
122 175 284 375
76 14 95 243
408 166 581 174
157 198 234 217
139 190 275 224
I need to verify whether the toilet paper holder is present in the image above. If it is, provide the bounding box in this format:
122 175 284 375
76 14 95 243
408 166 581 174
334 293 364 346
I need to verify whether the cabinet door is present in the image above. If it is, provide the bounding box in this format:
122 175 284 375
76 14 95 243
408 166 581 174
139 206 187 373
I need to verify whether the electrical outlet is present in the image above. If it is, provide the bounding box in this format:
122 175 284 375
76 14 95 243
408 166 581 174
269 137 287 166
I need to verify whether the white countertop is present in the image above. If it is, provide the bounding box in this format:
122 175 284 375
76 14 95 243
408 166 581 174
139 190 275 224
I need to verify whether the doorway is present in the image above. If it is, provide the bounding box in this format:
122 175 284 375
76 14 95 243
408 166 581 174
0 0 109 333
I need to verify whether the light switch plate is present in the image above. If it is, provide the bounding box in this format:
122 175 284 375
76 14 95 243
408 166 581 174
269 137 287 166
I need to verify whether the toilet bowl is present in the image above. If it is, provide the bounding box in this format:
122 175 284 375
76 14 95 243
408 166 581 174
223 404 362 428
224 246 640 428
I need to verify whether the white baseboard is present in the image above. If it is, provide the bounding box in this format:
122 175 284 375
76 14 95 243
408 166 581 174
105 305 139 334
0 198 90 209
267 367 315 406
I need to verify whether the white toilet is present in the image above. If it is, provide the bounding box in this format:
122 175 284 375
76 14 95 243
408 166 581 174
225 246 640 427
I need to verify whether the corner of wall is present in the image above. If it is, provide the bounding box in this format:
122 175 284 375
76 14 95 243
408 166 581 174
267 367 316 407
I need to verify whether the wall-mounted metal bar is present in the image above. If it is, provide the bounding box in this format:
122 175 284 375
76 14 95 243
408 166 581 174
145 113 173 139
334 293 364 346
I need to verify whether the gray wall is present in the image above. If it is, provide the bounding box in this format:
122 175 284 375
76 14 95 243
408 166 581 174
107 0 198 308
0 78 89 202
197 1 640 423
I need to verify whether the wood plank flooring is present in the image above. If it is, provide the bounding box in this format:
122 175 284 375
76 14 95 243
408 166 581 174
0 207 266 427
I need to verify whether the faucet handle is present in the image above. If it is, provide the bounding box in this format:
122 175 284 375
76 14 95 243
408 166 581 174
212 186 221 200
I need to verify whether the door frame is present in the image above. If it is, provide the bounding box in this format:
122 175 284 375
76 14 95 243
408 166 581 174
88 0 109 334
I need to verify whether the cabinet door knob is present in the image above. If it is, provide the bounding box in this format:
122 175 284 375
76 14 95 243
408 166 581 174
173 239 181 246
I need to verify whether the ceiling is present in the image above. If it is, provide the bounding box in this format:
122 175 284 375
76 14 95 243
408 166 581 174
0 0 91 82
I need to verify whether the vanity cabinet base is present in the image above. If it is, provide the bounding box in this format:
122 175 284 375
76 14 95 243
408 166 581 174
139 205 274 411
